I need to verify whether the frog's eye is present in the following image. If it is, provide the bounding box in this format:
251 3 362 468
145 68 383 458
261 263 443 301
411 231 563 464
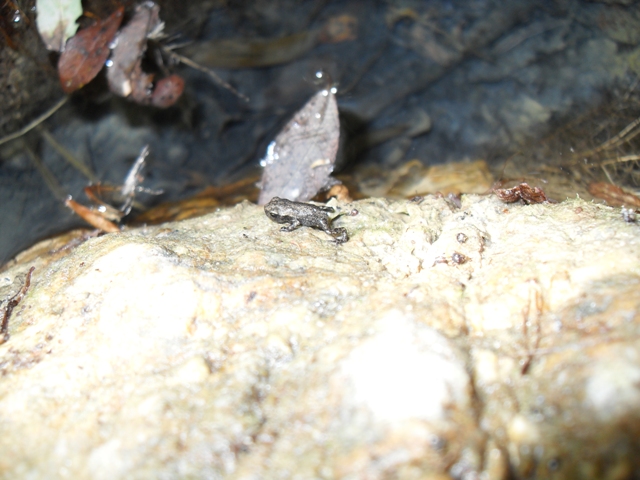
268 211 277 218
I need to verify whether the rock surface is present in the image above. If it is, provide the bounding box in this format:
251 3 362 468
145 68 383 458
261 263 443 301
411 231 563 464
0 195 639 479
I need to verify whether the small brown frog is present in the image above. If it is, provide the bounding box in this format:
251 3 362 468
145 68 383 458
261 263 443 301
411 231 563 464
264 197 348 244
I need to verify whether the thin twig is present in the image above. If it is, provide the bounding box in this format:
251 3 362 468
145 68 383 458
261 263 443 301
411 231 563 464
604 116 640 148
162 47 249 102
338 38 388 95
581 115 640 157
39 127 99 183
601 164 615 185
24 144 68 201
0 96 68 147
599 154 640 167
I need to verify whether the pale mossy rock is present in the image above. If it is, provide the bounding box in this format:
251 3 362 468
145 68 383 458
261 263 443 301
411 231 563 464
0 195 639 479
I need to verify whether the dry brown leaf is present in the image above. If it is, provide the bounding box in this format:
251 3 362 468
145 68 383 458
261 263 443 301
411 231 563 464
588 182 640 207
494 183 549 204
65 197 120 233
57 7 124 93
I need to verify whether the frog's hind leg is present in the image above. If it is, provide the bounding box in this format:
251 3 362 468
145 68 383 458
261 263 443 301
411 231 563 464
281 219 301 232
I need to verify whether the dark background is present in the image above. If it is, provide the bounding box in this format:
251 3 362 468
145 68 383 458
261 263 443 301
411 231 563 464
1 0 639 262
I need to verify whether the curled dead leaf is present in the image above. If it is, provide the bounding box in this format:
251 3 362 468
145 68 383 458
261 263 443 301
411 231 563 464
106 2 159 98
494 183 548 205
106 2 183 108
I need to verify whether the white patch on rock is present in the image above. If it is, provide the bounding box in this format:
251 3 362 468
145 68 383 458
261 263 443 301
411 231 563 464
88 439 130 480
585 346 640 420
342 313 470 424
